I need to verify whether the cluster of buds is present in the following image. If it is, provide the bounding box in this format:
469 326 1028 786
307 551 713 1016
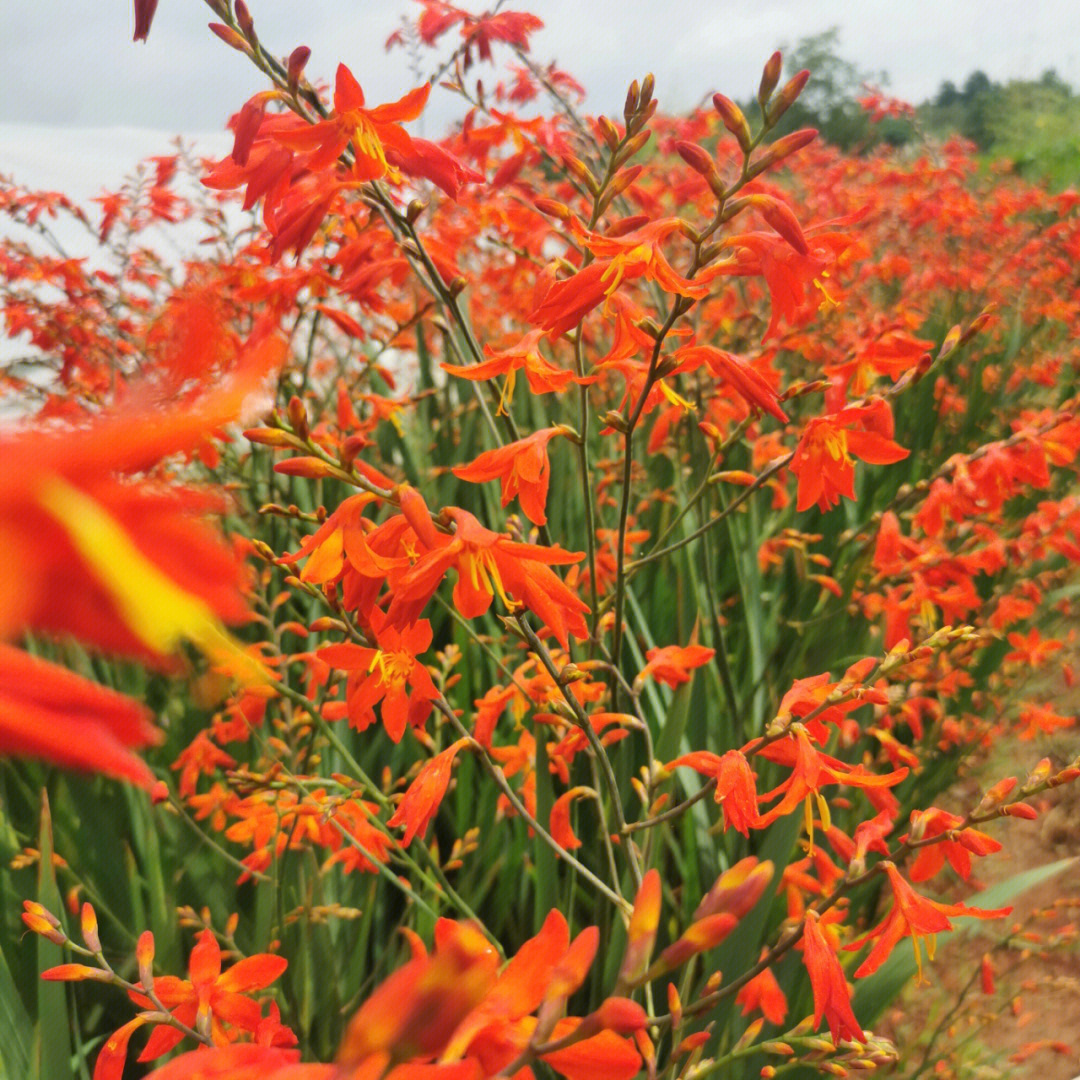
754 1020 899 1077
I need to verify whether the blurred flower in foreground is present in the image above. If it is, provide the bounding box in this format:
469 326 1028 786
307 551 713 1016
0 323 285 784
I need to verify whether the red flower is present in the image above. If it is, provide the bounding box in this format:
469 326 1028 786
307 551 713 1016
636 643 716 689
124 931 288 1067
754 726 908 831
905 808 1002 882
531 218 720 337
441 330 582 412
802 909 864 1044
848 861 1011 979
275 64 430 180
667 749 760 836
791 399 909 512
387 737 471 845
0 645 160 787
389 495 589 649
671 345 788 422
317 617 438 742
453 427 566 526
736 953 788 1025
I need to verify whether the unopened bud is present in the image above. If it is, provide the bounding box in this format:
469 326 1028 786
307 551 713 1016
137 930 155 991
287 45 310 96
564 155 600 197
596 165 643 216
208 23 251 53
245 427 301 449
615 129 652 168
759 51 783 106
287 394 309 439
597 115 621 151
676 141 724 197
623 80 641 125
406 199 426 225
639 73 655 110
534 197 572 221
750 128 818 176
234 0 256 42
273 456 340 480
767 69 811 125
601 410 630 433
712 94 752 153
81 903 101 954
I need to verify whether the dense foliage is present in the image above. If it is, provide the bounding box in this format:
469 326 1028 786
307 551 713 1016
1 3 1079 1078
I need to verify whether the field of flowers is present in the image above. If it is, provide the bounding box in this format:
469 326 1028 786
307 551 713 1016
1 3 1078 1078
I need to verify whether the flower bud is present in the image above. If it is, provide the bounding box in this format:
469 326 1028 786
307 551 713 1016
597 115 621 151
137 930 156 991
713 94 753 154
767 70 811 125
234 0 256 42
287 45 310 97
676 142 725 198
624 80 640 125
81 903 101 954
639 73 655 110
208 23 251 53
274 456 339 480
287 394 309 439
759 51 783 106
244 427 301 449
750 128 817 176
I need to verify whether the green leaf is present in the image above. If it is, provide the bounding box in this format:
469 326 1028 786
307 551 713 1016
33 790 72 1080
853 857 1078 1025
0 934 33 1078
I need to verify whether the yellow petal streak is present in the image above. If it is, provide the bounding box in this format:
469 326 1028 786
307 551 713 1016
38 477 269 687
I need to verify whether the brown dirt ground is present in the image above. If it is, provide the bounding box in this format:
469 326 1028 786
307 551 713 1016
879 726 1080 1079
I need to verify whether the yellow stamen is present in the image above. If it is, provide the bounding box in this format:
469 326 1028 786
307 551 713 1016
658 379 696 412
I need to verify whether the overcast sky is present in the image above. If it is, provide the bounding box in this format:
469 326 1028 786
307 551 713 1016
2 0 1079 199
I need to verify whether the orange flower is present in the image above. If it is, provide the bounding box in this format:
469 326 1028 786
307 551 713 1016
388 496 589 649
848 861 1011 979
668 749 760 836
387 737 471 845
122 931 288 1067
754 726 908 833
905 808 1002 882
802 909 864 1044
736 953 788 1026
791 399 909 512
453 426 566 526
636 643 716 689
441 330 582 412
671 345 788 422
275 64 430 180
531 218 720 337
336 919 499 1068
317 617 438 742
0 645 160 787
147 1045 329 1080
